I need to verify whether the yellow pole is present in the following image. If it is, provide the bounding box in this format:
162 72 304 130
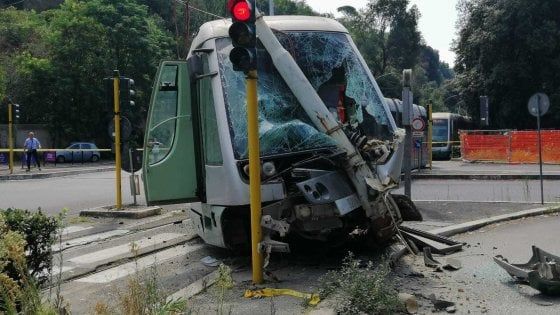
113 71 122 209
8 103 13 174
247 69 263 284
428 101 433 169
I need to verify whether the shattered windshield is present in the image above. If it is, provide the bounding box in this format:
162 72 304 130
216 31 392 159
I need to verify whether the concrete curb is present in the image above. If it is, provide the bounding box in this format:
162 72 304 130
0 167 114 180
428 205 560 236
412 173 560 180
80 206 162 219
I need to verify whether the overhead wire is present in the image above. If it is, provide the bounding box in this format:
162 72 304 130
172 0 226 20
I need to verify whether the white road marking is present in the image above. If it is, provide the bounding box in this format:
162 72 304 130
75 244 203 284
52 229 129 251
68 233 184 264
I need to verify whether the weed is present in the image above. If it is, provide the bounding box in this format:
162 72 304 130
215 264 234 315
92 242 189 315
319 252 402 315
67 215 93 225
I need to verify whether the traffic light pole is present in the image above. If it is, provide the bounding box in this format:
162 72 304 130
246 69 263 284
113 70 123 210
8 103 13 174
427 101 433 170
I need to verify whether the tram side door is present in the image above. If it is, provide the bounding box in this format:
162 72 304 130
142 61 201 205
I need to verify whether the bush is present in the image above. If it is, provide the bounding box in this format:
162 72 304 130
319 253 402 315
1 208 58 285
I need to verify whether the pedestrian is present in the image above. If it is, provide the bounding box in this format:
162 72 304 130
23 131 41 172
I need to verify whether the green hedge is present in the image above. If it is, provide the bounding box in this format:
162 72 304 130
1 208 58 285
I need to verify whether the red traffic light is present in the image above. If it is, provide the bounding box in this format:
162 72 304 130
228 0 251 22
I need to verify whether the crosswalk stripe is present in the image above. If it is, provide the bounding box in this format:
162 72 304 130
52 229 129 251
74 244 203 284
68 233 184 264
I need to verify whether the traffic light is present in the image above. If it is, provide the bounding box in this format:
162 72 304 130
228 0 256 72
13 104 20 123
120 77 135 108
104 76 135 108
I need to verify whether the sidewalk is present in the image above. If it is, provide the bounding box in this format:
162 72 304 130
0 161 114 180
414 160 560 180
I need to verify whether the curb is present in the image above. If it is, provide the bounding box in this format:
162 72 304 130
0 167 114 180
80 206 162 219
412 173 560 180
428 205 560 236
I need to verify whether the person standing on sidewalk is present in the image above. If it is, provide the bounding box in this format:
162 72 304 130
23 132 41 172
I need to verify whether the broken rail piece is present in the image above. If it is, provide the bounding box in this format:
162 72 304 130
399 226 463 254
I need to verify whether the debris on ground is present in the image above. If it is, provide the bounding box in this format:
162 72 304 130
200 256 221 267
423 247 462 271
494 245 560 296
399 226 463 254
244 288 320 305
398 293 419 314
428 293 456 312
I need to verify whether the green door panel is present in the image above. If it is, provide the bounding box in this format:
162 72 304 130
143 60 200 205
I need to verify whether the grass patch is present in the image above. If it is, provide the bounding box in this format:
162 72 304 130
67 215 94 225
319 252 402 315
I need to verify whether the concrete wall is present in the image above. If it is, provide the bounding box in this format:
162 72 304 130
0 124 53 149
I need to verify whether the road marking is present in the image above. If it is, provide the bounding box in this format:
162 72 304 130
68 233 184 264
52 229 129 251
75 244 203 284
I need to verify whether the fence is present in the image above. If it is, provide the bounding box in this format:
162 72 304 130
460 130 560 164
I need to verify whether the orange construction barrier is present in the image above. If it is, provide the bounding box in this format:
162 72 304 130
461 130 560 164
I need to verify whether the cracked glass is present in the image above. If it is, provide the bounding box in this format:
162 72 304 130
216 31 391 159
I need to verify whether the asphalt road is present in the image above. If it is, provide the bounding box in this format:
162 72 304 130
397 214 560 314
0 171 142 216
2 170 558 216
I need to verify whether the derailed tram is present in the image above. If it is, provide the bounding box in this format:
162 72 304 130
142 16 410 252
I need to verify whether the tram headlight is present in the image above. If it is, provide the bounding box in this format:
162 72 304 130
262 161 276 177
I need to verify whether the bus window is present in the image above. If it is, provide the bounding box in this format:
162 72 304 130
432 118 449 144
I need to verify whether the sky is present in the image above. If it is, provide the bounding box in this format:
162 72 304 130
304 0 459 65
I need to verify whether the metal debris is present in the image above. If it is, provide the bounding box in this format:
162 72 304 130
493 245 560 281
200 256 221 267
400 226 463 254
494 246 560 296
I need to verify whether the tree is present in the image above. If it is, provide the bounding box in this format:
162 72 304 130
454 0 560 128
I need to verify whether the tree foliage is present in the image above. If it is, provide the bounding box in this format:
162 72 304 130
454 0 560 128
336 0 452 110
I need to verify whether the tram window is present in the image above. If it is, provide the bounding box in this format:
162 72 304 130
147 65 179 165
199 56 223 165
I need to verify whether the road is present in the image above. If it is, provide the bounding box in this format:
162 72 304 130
0 171 141 216
2 170 559 217
397 214 560 314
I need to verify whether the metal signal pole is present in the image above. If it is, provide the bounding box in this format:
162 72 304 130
8 102 14 174
246 69 263 284
113 70 123 209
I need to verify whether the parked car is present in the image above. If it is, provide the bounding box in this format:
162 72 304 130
56 142 100 163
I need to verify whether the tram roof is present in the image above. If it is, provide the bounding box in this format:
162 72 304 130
190 16 349 49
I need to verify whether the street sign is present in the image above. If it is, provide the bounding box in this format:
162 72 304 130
411 117 425 132
528 93 550 117
412 131 424 137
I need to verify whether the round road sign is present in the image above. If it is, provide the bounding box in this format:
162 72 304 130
528 93 550 117
411 117 425 132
